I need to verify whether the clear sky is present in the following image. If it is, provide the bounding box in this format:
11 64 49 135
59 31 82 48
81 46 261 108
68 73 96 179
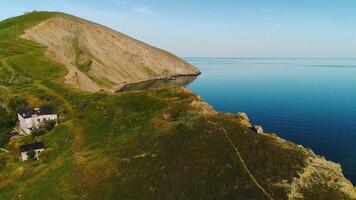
1 0 355 57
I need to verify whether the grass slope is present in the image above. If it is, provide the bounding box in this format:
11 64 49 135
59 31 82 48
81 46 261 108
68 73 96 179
0 12 354 200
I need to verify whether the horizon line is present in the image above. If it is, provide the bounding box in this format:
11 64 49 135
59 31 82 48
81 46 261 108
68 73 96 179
182 57 356 59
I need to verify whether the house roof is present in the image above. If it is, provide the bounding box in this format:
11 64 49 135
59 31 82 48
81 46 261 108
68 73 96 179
19 106 55 119
20 142 45 152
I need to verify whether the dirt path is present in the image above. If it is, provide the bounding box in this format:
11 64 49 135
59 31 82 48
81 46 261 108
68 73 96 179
205 117 274 200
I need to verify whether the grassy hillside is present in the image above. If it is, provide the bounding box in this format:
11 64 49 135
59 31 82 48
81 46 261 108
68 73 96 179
0 12 65 147
0 12 355 200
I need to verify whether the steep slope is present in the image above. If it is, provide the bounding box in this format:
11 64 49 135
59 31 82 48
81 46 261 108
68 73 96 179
20 13 200 92
0 12 355 199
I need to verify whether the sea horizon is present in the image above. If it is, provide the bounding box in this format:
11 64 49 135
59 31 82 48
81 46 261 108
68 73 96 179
183 57 356 60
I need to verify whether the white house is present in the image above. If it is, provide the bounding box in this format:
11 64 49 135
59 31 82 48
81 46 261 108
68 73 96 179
18 107 58 135
20 142 45 161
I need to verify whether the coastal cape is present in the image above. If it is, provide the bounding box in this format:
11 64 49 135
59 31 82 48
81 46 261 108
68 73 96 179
0 12 355 199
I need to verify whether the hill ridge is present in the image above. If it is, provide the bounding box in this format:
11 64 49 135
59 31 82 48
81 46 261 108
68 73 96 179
20 12 199 92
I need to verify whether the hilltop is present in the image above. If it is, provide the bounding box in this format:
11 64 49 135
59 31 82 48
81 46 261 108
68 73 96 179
20 12 199 92
0 12 355 199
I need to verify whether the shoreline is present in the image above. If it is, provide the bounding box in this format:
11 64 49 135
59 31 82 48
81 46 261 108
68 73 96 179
113 72 201 92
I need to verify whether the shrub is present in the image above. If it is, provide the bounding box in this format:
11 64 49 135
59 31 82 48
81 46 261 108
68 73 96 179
31 119 57 137
26 149 37 160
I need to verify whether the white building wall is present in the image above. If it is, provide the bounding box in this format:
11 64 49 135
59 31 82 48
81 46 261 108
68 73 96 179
20 148 45 161
18 114 58 135
18 114 32 135
21 152 28 161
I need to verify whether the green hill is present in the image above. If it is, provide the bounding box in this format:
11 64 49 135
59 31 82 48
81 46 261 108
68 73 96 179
0 12 355 200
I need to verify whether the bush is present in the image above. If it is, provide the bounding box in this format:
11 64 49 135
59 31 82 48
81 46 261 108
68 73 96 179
31 119 57 137
26 149 37 160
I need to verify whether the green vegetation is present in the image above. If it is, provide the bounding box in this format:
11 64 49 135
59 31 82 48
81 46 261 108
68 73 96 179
0 11 57 40
2 84 307 199
26 149 36 161
0 12 354 200
73 38 92 73
30 119 57 137
0 107 16 147
0 12 66 149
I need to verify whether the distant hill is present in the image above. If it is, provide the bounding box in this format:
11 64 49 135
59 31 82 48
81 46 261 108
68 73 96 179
0 12 355 200
20 12 199 92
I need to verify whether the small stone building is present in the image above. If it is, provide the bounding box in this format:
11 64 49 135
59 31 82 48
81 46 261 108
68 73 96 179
20 142 45 161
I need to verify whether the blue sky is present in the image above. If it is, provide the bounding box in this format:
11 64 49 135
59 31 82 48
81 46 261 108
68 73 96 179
1 0 355 57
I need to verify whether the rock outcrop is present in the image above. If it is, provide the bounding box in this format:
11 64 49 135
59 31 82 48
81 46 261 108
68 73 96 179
288 155 356 200
253 125 264 134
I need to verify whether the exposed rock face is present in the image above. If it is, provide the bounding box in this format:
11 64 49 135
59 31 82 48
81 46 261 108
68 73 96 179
254 125 264 134
21 14 200 92
180 87 217 115
238 112 250 121
288 156 356 200
237 112 252 127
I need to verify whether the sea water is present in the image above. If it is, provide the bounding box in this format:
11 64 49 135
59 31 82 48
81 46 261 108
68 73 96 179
186 58 356 184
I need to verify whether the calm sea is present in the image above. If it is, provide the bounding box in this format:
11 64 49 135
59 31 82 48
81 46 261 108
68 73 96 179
185 58 356 184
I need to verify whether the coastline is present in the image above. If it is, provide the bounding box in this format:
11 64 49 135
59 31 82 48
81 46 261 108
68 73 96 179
185 87 356 197
113 72 201 92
